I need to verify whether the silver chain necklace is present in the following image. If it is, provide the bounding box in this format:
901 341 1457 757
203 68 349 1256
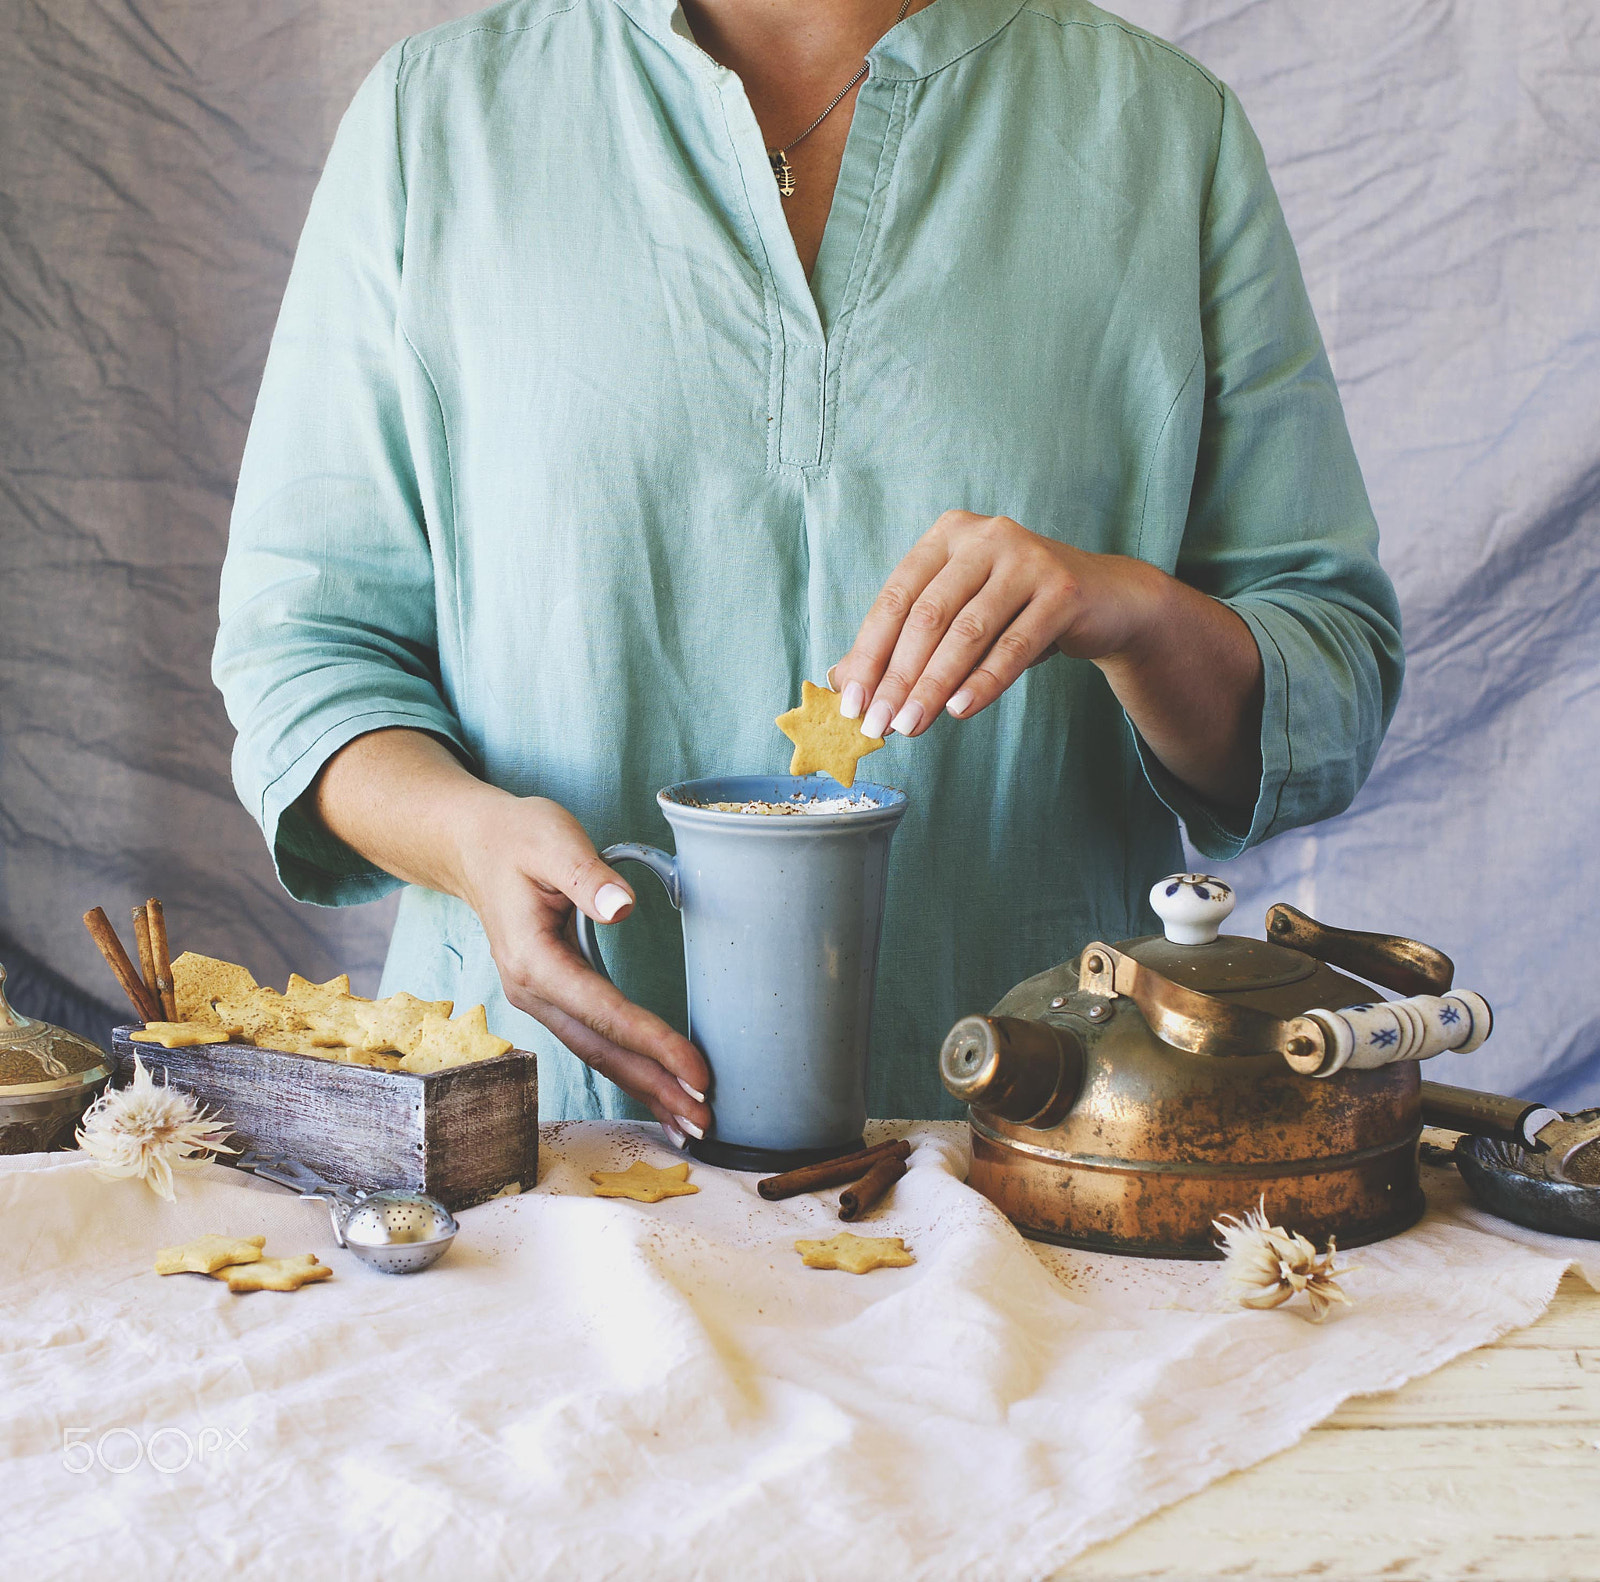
766 0 914 199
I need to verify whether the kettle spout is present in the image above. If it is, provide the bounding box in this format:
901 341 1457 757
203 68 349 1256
940 1015 1085 1128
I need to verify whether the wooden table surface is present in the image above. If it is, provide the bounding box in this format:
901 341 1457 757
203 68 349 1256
1060 1270 1600 1582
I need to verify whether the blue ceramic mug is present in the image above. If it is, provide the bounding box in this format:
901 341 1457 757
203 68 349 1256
575 774 908 1171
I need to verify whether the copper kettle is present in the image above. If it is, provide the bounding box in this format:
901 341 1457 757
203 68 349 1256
939 875 1492 1258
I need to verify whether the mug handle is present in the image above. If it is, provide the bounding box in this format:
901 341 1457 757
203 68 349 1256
573 843 683 983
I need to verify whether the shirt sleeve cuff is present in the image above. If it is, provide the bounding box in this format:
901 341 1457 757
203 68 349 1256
247 705 474 908
1128 598 1293 863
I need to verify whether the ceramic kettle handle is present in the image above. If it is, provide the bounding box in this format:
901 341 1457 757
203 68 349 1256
574 843 683 984
1297 991 1493 1077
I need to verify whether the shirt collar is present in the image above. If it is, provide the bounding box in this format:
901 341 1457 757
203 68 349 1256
871 0 1028 81
610 0 1027 83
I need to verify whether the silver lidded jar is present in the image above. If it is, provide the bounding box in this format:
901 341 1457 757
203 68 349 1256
0 963 113 1154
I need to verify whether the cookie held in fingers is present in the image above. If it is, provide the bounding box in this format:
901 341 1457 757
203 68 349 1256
795 1232 915 1274
155 1233 267 1275
211 1253 333 1293
589 1160 700 1203
776 681 885 789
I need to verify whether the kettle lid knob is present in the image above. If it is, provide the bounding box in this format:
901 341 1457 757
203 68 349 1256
1150 873 1235 945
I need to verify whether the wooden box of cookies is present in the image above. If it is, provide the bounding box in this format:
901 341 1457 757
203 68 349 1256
110 1028 538 1212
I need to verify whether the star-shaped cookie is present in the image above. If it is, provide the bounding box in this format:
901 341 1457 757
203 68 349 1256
131 1022 227 1049
324 991 454 1056
210 1254 333 1293
775 681 884 788
284 972 353 1004
209 986 304 1045
155 1233 266 1275
589 1159 700 1203
399 1004 513 1073
795 1232 915 1274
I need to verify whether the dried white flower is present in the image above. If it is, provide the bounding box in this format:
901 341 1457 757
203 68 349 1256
1213 1197 1355 1323
75 1055 234 1201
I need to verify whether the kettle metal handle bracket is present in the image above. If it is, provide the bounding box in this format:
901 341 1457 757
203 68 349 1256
1264 904 1454 998
1077 943 1327 1065
1077 943 1492 1077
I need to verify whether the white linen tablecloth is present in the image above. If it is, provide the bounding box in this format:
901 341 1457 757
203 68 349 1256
3 1121 1596 1581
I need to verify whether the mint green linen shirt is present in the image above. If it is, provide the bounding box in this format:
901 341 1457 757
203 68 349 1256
214 0 1403 1121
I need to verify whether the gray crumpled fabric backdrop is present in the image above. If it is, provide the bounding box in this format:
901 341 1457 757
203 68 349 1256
2 2 1596 1105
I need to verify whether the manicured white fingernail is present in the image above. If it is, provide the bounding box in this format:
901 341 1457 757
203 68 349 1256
678 1077 705 1104
826 664 839 689
675 1114 705 1140
861 700 893 738
839 680 865 719
595 883 632 921
947 688 974 718
889 700 924 736
662 1120 688 1149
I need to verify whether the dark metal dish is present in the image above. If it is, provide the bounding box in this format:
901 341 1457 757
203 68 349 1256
1455 1119 1600 1241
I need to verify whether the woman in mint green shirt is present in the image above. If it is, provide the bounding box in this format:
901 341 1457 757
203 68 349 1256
214 0 1402 1142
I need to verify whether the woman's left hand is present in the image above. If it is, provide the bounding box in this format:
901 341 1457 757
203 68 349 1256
832 510 1163 739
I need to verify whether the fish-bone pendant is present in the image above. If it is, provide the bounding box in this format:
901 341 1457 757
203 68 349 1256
769 150 796 199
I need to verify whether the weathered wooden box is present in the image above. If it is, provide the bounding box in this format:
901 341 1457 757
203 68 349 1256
111 1027 537 1211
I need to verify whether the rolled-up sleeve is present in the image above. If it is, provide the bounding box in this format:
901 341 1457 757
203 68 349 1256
1135 82 1405 862
213 43 469 906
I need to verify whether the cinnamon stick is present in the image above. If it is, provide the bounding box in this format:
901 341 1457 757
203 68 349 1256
145 898 177 1019
757 1138 910 1201
131 906 159 1005
83 907 161 1022
838 1155 908 1222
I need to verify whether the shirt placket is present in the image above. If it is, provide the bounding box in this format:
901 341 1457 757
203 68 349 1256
711 70 900 471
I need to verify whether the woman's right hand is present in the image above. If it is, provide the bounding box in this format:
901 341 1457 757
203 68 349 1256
453 793 712 1146
314 729 711 1145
